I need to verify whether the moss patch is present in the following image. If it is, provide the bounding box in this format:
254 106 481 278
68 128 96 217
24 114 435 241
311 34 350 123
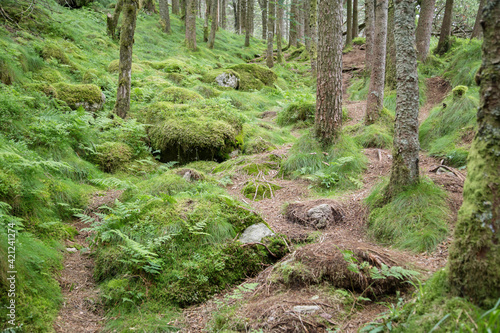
94 141 133 173
228 64 277 91
107 59 144 73
41 42 71 65
52 82 104 110
276 101 316 126
158 87 203 103
142 58 193 73
242 179 282 201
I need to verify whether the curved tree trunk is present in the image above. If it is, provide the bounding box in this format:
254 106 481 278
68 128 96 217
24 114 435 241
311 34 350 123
245 0 253 46
471 0 486 39
114 0 138 119
449 0 500 308
172 0 180 15
186 0 197 50
435 0 453 55
310 0 317 73
266 0 275 68
415 0 436 61
352 0 358 38
315 0 343 146
288 0 298 47
365 0 388 124
346 0 352 46
277 0 284 63
385 0 420 198
385 0 396 90
365 0 375 73
106 0 124 40
159 0 172 33
258 0 268 39
208 0 218 47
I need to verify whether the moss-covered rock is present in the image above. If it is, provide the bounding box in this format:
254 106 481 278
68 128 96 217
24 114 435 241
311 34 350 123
94 141 133 173
33 67 67 83
158 87 203 103
166 73 187 86
228 63 277 91
243 137 277 154
81 69 99 84
41 43 71 65
276 102 316 126
55 0 93 8
53 83 105 111
107 59 144 73
28 83 58 98
142 58 193 73
193 84 222 98
202 69 240 89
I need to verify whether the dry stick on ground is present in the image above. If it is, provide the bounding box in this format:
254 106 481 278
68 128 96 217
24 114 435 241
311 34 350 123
429 164 466 180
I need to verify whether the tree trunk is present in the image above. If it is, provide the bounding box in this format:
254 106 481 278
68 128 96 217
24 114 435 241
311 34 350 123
365 0 388 124
277 0 284 63
204 0 210 42
233 0 239 31
208 0 218 47
266 0 275 68
385 0 396 90
288 0 298 47
352 0 358 38
346 0 352 46
258 0 267 39
143 0 157 14
159 0 172 33
385 0 420 198
310 0 317 73
240 0 247 33
172 0 180 15
114 0 138 119
221 0 227 28
435 0 453 55
303 0 311 51
315 0 343 146
180 0 187 20
186 0 197 50
297 2 304 43
415 0 435 61
245 0 253 46
471 0 486 39
365 0 375 73
449 0 500 308
106 0 124 40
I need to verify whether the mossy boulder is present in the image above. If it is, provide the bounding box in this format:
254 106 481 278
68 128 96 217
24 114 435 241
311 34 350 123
228 64 277 91
277 102 316 126
166 73 187 86
202 69 240 89
142 58 193 73
53 83 106 111
81 69 99 84
94 141 133 173
158 87 203 103
140 101 243 163
41 43 71 65
28 83 59 98
107 59 144 73
33 68 67 83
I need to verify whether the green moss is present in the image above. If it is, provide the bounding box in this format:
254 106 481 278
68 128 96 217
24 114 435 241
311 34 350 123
228 63 277 91
242 179 281 201
202 68 240 86
193 84 222 98
243 137 276 154
26 83 58 98
94 141 133 173
41 42 71 65
158 87 203 103
352 37 366 45
107 59 144 73
166 73 187 85
138 173 195 196
81 68 99 84
276 101 316 126
287 46 306 61
142 58 193 73
452 85 468 99
52 82 104 110
33 67 66 83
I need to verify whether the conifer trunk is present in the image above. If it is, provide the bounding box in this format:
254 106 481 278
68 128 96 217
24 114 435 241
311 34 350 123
240 0 247 33
303 0 310 51
204 0 210 42
365 0 375 73
107 0 124 40
352 0 358 38
245 0 253 46
143 0 156 14
385 0 420 198
180 0 187 20
186 0 197 49
114 0 138 119
415 0 435 61
449 0 500 308
471 0 486 39
259 0 267 39
233 0 239 31
208 0 218 47
365 0 388 124
172 0 180 15
221 0 227 28
346 0 352 45
435 0 453 55
288 0 298 47
385 0 396 90
159 0 172 33
266 0 275 68
310 0 317 73
277 0 284 63
297 3 304 43
315 0 343 146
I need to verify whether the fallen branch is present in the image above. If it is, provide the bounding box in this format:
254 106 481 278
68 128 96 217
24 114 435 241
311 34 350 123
429 164 466 181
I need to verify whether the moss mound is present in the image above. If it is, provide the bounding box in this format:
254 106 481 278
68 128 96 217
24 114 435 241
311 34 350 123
228 64 277 91
107 59 144 73
94 141 133 173
276 101 316 126
41 43 71 65
201 68 240 88
143 58 193 73
52 82 105 111
242 179 282 201
158 87 203 103
33 67 67 83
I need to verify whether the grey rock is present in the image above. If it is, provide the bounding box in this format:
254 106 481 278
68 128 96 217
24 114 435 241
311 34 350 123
239 223 275 243
292 305 321 314
215 72 239 89
66 247 78 253
75 92 106 112
306 204 333 229
436 167 455 176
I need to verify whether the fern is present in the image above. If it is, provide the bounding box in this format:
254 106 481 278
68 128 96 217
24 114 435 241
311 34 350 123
90 177 138 190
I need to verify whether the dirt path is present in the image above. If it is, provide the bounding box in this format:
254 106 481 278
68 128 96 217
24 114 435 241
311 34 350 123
53 190 122 333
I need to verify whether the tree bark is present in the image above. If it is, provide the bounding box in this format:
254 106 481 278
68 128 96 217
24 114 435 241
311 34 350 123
365 0 375 73
180 0 187 20
288 0 298 48
365 0 388 124
303 0 311 51
221 0 227 28
266 0 275 67
204 0 210 42
449 0 500 308
186 0 197 50
159 0 172 33
315 0 343 146
106 0 124 40
143 0 157 14
352 0 358 38
346 0 352 46
415 0 435 61
297 1 304 43
233 0 239 31
172 0 180 15
208 0 218 47
385 0 420 198
114 0 138 119
277 0 284 63
435 0 453 55
385 0 396 90
310 0 317 73
245 0 253 46
240 0 247 33
471 0 486 39
258 0 267 39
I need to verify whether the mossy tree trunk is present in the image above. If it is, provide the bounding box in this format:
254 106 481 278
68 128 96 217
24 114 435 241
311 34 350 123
220 0 227 28
114 0 138 119
277 0 284 63
471 0 486 39
244 0 253 46
449 0 500 308
288 0 298 48
107 0 124 40
415 0 435 61
240 0 247 33
315 0 343 146
385 0 420 199
303 0 311 52
310 0 317 74
365 0 388 125
435 0 453 55
208 0 218 47
233 0 239 31
186 0 197 50
159 0 172 33
204 0 210 42
346 0 352 46
352 0 358 38
180 0 187 20
365 0 375 74
266 0 275 67
385 0 396 90
172 0 180 14
143 0 156 14
258 0 267 39
297 2 304 43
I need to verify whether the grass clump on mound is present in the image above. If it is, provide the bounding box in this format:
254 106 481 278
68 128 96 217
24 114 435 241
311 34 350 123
142 58 193 73
228 63 277 91
94 141 133 173
276 101 316 127
52 82 104 110
365 178 450 253
158 86 203 103
242 179 282 200
348 76 370 101
345 108 394 148
442 38 482 87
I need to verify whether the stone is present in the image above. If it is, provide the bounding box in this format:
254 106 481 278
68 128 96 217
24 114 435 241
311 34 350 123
292 305 321 314
215 72 239 89
66 247 78 253
306 204 333 229
239 223 275 243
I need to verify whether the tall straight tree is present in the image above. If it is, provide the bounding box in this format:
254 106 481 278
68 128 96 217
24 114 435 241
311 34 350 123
208 0 219 48
449 0 500 308
346 0 353 45
297 2 304 42
303 0 311 51
114 0 138 119
276 0 284 63
315 0 343 145
172 0 180 15
470 0 486 39
310 0 317 73
180 0 187 20
288 0 298 47
245 0 254 46
352 0 358 38
258 0 268 39
385 0 396 90
415 0 436 61
159 0 172 33
185 0 197 50
435 0 454 55
266 0 275 67
365 0 375 73
221 0 227 29
385 0 420 198
365 0 388 124
106 0 124 40
143 0 156 14
233 0 240 31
